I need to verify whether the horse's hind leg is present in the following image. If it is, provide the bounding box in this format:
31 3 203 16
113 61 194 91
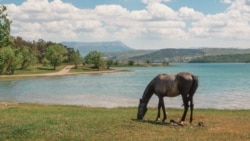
189 96 194 123
161 97 167 122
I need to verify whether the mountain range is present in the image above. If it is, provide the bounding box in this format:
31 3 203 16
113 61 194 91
61 41 250 63
61 41 133 56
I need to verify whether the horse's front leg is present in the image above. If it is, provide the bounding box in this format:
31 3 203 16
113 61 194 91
155 98 161 121
156 97 167 122
161 97 167 122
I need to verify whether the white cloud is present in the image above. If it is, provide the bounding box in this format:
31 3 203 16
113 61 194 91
178 7 204 20
141 0 172 4
146 3 177 20
4 0 250 49
189 0 250 41
221 0 233 4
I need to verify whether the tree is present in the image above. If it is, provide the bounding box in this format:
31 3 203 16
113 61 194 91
145 59 151 64
128 60 134 66
84 51 104 70
19 46 37 70
106 59 113 69
70 49 82 69
35 39 48 63
0 5 12 47
45 44 68 70
0 46 22 74
41 58 50 66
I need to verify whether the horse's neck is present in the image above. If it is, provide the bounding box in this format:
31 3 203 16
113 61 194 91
141 80 155 105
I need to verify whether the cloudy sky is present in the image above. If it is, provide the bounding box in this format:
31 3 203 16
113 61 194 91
1 0 250 49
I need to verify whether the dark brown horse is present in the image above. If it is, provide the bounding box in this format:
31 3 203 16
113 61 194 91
137 72 198 124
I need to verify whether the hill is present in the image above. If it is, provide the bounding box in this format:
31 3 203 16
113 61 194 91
107 50 156 61
61 40 250 63
61 41 134 56
128 48 250 63
189 53 250 63
130 48 205 62
202 48 250 55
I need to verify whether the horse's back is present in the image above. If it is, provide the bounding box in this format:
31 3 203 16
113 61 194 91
153 72 196 97
176 72 194 94
154 74 180 97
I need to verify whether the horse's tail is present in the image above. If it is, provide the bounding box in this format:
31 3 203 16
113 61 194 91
189 75 198 97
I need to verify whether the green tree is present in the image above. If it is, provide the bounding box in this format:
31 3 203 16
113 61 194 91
41 58 50 66
0 5 12 47
106 59 113 69
0 46 22 74
19 46 37 70
35 39 49 63
128 60 134 66
70 49 82 69
145 59 151 64
84 51 104 70
45 44 68 70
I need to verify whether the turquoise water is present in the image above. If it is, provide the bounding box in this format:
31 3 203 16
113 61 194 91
0 63 250 109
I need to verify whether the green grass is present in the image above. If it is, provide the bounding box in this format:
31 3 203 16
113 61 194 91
14 65 66 75
0 103 250 141
69 65 130 73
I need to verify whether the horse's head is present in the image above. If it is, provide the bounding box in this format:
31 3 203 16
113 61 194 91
137 99 147 120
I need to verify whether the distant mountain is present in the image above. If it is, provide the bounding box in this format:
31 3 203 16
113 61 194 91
61 41 134 56
61 41 250 63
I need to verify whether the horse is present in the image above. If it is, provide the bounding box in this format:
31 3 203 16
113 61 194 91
137 72 198 124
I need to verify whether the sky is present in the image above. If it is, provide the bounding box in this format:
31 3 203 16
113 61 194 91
1 0 250 49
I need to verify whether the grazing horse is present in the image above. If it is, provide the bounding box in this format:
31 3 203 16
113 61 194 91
137 72 198 124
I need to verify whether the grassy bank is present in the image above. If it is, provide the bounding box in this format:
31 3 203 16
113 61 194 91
0 103 249 141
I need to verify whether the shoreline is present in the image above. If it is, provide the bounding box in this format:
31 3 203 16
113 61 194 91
0 65 129 80
1 101 250 110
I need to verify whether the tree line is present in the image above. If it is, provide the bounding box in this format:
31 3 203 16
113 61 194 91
189 53 250 63
0 5 108 75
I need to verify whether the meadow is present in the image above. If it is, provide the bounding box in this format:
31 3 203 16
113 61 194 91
0 103 249 141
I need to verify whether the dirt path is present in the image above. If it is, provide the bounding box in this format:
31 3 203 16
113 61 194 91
42 65 74 76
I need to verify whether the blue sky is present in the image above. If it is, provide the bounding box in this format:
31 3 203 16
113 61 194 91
1 0 230 14
1 0 250 49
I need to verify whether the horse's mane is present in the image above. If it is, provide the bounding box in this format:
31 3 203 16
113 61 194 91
141 76 156 104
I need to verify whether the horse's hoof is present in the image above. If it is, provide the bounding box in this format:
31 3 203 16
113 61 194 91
198 121 204 127
155 117 160 121
162 118 166 122
179 121 185 126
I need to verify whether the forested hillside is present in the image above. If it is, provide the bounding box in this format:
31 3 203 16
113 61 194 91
189 53 250 63
129 49 205 62
125 48 250 63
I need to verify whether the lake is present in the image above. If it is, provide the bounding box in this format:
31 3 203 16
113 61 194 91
1 63 250 109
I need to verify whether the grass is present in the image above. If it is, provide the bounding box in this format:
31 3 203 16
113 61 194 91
14 65 66 75
0 103 249 141
69 65 130 73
